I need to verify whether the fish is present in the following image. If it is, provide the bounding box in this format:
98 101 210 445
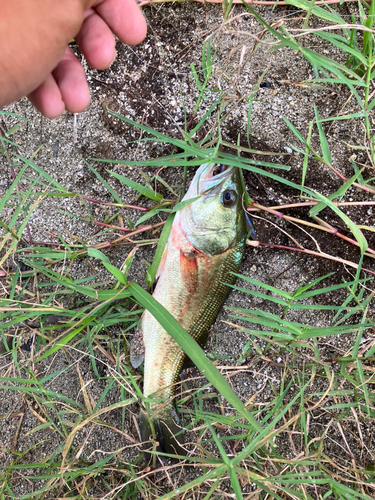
130 161 250 456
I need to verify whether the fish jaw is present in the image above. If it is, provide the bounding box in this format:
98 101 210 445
180 164 246 256
182 161 236 200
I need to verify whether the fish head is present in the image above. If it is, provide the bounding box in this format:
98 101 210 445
180 162 247 256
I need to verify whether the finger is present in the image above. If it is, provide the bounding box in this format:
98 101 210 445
75 9 116 69
52 47 91 113
0 0 85 107
27 74 65 119
94 0 147 46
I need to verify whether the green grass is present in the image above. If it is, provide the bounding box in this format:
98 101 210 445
1 1 375 498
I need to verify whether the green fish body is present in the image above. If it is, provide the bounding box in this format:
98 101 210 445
130 162 248 455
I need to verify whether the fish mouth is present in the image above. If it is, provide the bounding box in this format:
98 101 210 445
197 163 236 197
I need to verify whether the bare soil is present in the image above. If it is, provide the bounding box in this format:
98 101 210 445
1 2 374 498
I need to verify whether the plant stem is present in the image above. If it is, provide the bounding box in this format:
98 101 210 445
248 241 375 275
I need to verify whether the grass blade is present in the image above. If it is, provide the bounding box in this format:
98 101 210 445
107 170 163 202
128 282 262 433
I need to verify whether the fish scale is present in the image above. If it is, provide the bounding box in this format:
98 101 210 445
130 162 249 456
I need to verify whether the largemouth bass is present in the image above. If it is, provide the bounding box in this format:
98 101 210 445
130 162 250 455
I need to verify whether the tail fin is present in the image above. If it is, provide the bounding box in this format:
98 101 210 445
140 410 186 457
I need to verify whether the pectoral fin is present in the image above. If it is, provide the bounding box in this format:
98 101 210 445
245 212 257 240
180 251 198 295
130 327 145 368
156 245 168 280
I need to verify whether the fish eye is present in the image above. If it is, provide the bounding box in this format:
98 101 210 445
222 189 236 206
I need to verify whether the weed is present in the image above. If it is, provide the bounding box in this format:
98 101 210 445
1 2 375 498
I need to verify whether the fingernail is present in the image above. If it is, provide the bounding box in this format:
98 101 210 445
110 50 117 66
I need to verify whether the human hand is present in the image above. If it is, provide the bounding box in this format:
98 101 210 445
0 0 147 118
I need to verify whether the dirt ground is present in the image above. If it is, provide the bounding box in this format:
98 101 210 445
1 2 374 498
